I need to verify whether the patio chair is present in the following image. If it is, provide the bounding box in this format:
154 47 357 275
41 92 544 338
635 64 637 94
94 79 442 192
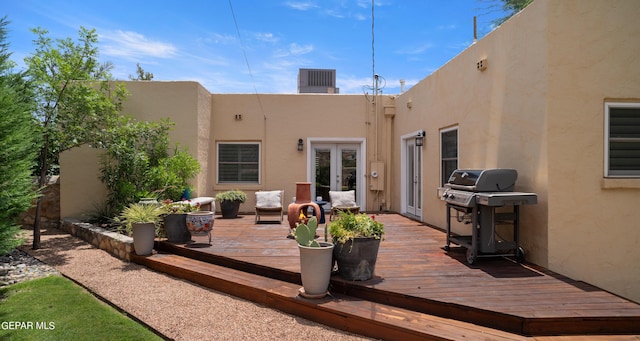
329 190 360 220
255 190 284 223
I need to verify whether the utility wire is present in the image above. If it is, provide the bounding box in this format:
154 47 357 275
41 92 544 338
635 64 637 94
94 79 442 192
228 0 266 116
371 0 375 92
228 0 269 186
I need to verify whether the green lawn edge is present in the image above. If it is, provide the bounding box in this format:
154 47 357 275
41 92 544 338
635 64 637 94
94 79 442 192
0 276 164 341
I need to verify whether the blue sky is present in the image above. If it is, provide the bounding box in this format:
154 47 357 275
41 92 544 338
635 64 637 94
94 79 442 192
3 1 509 94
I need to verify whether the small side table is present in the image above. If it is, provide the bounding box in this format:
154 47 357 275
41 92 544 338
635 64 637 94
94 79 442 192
313 200 328 224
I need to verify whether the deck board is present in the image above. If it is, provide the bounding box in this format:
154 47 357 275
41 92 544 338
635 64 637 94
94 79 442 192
143 213 640 337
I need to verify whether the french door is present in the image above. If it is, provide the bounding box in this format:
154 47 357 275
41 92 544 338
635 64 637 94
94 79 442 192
312 143 360 205
406 139 422 217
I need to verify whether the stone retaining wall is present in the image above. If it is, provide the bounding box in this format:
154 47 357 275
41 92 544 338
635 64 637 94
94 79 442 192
20 176 61 229
61 218 134 261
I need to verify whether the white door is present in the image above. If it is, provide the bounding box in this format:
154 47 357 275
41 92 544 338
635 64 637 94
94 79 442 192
406 139 422 217
312 144 360 205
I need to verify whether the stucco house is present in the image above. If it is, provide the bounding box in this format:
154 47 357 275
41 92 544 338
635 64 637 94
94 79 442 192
60 0 640 303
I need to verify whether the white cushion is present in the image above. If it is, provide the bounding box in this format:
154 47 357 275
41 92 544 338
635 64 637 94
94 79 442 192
329 190 356 207
178 197 215 209
255 191 282 208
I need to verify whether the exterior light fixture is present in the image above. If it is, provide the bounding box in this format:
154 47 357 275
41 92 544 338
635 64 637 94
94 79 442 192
297 138 304 151
415 131 425 147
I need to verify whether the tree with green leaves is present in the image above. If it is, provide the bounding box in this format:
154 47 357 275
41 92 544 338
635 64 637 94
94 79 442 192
129 63 154 81
98 113 201 212
0 17 40 254
24 26 129 249
493 0 534 26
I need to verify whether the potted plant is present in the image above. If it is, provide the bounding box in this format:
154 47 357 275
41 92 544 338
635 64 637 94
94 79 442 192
328 211 385 281
295 216 334 298
215 190 246 219
161 199 201 243
118 203 165 256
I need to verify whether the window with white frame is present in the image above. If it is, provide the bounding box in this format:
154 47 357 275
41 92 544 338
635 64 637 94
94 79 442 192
440 127 458 185
217 142 260 183
605 102 640 177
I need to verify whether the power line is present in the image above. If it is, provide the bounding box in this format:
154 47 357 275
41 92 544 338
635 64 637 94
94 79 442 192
227 0 266 116
371 0 375 92
228 0 269 186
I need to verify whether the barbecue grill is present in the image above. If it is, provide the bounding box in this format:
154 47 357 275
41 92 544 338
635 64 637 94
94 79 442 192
438 169 537 264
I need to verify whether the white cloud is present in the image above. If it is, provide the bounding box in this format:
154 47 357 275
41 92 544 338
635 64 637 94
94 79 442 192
289 43 313 56
205 33 237 45
353 13 367 21
274 42 314 57
284 1 318 11
255 32 279 43
100 30 177 60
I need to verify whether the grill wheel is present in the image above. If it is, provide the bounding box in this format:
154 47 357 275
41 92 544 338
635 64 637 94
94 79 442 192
466 248 477 264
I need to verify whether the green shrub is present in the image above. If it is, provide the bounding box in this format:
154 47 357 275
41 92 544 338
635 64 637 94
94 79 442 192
328 211 385 244
146 146 200 201
99 117 200 212
215 190 247 203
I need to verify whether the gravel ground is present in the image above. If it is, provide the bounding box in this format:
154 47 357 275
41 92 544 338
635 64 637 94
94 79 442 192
13 227 374 341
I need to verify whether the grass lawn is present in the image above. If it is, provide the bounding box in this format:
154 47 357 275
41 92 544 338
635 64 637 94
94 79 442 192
0 275 163 341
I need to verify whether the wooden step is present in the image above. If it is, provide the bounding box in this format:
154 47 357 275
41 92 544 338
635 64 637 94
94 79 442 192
133 253 530 341
155 240 640 336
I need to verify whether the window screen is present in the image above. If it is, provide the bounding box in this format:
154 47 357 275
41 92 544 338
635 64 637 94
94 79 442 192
218 143 260 183
607 104 640 177
441 128 458 185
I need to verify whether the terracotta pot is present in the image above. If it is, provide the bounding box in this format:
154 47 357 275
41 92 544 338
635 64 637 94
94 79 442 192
294 182 312 203
287 182 320 230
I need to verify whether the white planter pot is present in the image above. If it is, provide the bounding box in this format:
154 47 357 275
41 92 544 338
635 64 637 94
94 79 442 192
298 242 334 298
132 222 156 256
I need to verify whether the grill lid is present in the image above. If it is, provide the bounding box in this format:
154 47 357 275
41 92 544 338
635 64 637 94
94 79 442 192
446 169 518 192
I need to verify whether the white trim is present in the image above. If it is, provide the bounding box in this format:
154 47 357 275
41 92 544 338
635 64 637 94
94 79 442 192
439 126 459 186
216 141 262 184
400 130 424 217
306 137 366 210
604 102 640 178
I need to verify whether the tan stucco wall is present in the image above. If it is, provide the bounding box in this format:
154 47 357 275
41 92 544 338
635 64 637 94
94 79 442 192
60 89 386 217
392 0 549 265
58 0 640 303
209 93 380 212
60 145 108 218
123 81 210 196
545 0 640 303
60 81 210 217
391 0 640 303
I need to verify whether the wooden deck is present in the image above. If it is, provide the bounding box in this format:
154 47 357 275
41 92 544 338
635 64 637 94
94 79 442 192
132 213 640 340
